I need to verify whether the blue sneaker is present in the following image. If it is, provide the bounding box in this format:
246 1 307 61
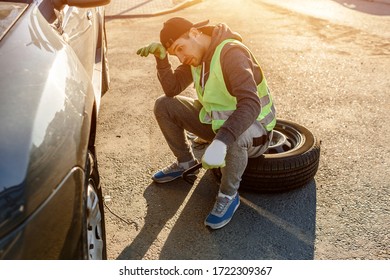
152 160 198 183
205 192 240 229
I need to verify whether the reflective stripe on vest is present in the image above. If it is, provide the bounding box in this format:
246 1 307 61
191 39 276 132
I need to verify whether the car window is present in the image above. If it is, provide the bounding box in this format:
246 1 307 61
0 1 29 40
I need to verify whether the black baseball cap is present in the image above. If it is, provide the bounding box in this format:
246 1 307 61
160 17 209 49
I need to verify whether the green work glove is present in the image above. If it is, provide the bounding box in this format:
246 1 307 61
136 42 166 60
201 139 227 169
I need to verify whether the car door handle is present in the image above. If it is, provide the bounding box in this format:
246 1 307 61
87 10 93 21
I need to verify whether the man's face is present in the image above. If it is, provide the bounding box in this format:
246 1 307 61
167 29 204 67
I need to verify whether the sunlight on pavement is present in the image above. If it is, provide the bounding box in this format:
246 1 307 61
260 0 390 41
143 179 200 258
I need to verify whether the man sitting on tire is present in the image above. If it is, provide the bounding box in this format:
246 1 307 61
137 17 276 229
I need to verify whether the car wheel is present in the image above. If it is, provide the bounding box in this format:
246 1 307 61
212 119 321 193
85 150 107 259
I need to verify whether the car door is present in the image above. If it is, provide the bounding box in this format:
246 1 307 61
61 5 98 80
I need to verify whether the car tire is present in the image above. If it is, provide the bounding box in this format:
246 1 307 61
212 119 321 193
84 149 107 259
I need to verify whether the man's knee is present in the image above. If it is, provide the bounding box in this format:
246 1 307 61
154 95 173 116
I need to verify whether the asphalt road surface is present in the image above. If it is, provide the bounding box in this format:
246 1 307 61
96 0 390 259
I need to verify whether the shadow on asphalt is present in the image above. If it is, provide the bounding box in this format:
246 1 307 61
331 0 390 16
116 171 316 260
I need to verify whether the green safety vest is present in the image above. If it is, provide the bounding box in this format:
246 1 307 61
191 39 276 133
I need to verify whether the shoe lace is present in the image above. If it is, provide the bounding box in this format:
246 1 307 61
213 196 230 214
162 162 182 173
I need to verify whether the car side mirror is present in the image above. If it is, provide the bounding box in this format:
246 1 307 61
66 0 111 8
53 0 111 9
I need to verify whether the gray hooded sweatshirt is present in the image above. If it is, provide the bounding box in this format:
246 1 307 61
155 23 266 147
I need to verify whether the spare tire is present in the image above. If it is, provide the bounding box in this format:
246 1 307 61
242 119 321 192
212 119 321 193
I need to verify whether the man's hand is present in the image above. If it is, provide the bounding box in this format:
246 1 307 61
136 42 166 60
202 140 227 169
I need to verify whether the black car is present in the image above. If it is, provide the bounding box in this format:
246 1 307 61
0 0 110 259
